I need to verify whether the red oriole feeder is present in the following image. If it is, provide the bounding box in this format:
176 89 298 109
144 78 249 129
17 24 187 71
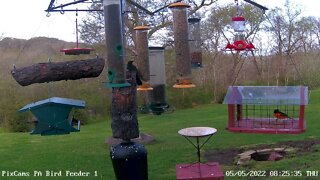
60 15 93 55
225 16 255 51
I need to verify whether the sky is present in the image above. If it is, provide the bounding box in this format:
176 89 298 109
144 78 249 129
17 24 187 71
0 0 320 42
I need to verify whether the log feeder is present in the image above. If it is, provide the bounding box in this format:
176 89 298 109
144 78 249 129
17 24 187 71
11 58 105 86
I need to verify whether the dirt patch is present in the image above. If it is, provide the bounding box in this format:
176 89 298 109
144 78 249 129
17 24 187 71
204 139 320 165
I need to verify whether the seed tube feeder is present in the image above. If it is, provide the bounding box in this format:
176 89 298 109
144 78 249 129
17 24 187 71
134 26 153 91
223 86 308 134
104 0 130 88
148 47 170 115
169 2 195 89
188 17 202 68
225 16 255 51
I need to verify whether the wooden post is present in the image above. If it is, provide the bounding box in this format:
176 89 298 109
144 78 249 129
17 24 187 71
111 67 139 140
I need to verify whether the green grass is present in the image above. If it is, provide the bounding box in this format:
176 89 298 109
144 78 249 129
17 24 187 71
1 90 320 179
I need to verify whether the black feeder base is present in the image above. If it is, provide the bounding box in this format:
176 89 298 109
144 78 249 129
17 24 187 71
110 141 148 180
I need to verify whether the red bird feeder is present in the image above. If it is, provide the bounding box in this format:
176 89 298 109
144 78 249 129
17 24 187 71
223 86 308 134
225 16 255 51
60 15 93 55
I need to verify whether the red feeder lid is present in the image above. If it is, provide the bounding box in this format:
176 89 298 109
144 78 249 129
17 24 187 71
232 16 245 21
60 47 94 55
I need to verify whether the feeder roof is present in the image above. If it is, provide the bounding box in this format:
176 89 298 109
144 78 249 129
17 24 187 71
223 86 308 105
168 2 190 8
19 97 85 112
134 26 150 30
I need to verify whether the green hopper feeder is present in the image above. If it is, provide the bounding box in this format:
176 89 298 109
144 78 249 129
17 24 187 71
19 97 86 136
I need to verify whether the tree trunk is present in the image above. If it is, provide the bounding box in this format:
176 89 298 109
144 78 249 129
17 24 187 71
11 58 105 86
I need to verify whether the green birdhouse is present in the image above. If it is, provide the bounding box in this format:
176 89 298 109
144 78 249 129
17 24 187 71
19 97 86 136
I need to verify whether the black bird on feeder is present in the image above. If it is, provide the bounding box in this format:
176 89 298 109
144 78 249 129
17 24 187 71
127 61 143 86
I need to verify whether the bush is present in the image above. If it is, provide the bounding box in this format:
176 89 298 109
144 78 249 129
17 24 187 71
4 113 31 132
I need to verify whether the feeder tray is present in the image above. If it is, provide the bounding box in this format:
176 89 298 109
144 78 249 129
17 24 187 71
19 97 85 136
173 79 196 89
149 102 171 115
60 47 94 55
137 84 153 91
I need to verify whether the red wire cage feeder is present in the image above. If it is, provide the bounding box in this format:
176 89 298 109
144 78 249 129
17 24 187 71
223 86 308 134
225 16 255 51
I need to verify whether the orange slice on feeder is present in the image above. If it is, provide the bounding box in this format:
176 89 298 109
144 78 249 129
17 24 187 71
137 83 153 91
60 47 94 55
173 79 196 89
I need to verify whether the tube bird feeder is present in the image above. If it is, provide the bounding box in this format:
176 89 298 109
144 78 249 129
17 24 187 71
169 2 195 89
188 17 202 68
134 25 153 91
104 0 130 88
148 47 170 115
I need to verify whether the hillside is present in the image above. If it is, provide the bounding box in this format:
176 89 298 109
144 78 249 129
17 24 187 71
0 37 109 131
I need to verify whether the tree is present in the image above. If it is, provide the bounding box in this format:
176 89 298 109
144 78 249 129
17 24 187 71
264 0 304 85
79 0 217 48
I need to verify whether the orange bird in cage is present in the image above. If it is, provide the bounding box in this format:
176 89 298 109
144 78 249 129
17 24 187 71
273 109 290 119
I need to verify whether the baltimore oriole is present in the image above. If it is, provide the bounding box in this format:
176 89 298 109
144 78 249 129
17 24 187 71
273 109 290 119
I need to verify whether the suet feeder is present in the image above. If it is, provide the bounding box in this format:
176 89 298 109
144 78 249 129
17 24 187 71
225 16 255 51
223 86 308 134
19 97 85 136
188 17 203 68
134 25 153 91
148 47 171 115
169 2 195 89
104 0 130 88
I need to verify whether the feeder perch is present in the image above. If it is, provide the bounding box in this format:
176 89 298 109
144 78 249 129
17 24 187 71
19 97 85 136
225 16 255 51
223 86 308 134
134 25 153 91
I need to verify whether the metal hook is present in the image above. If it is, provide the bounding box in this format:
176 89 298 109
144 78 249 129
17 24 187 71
60 7 65 14
46 12 51 17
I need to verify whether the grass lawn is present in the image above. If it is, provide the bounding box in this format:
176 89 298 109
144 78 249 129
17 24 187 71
1 89 320 179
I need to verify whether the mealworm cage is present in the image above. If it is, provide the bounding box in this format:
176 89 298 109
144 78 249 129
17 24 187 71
147 47 170 115
223 86 308 134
